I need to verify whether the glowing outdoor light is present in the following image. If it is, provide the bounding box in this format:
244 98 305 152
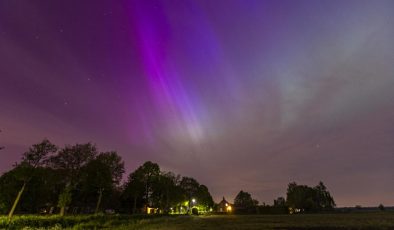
192 198 196 203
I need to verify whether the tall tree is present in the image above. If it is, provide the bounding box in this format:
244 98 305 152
50 143 97 216
196 184 214 211
314 181 335 210
7 139 57 222
122 175 144 214
179 177 200 213
79 151 124 214
151 172 184 212
96 152 124 185
234 190 258 213
94 151 124 213
286 181 335 213
123 161 160 213
286 182 315 212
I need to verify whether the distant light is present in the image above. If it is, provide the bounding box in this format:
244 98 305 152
192 198 196 203
225 203 228 207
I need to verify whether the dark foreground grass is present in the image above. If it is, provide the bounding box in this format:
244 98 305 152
1 212 394 230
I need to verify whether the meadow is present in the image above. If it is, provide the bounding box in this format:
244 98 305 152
1 213 394 230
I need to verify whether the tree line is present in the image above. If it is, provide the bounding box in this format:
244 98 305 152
0 140 214 221
0 139 336 220
232 182 335 214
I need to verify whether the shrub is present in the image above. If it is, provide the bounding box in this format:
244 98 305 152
191 208 199 215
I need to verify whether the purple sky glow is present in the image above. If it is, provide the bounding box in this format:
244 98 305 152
1 0 394 207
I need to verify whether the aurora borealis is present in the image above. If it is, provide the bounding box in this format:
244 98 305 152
1 0 394 207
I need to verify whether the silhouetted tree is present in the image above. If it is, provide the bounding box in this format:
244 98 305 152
234 190 258 213
0 167 22 214
1 141 217 216
50 143 97 216
122 176 144 214
314 181 335 210
94 151 124 213
196 184 214 211
79 151 124 214
7 140 57 222
0 165 60 215
180 177 200 213
286 181 335 213
151 172 182 212
122 161 160 213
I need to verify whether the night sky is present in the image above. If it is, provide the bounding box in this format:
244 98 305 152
1 0 394 207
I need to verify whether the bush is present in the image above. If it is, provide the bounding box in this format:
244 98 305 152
191 208 199 215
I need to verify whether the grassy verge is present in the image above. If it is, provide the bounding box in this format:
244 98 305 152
1 212 394 230
0 214 171 229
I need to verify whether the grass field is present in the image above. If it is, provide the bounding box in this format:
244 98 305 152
1 213 394 229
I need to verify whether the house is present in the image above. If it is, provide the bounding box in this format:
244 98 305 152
146 206 160 214
217 197 232 213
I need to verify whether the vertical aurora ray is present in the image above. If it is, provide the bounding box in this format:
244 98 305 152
126 1 247 146
129 1 207 144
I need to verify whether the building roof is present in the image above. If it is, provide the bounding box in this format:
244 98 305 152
218 197 232 206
